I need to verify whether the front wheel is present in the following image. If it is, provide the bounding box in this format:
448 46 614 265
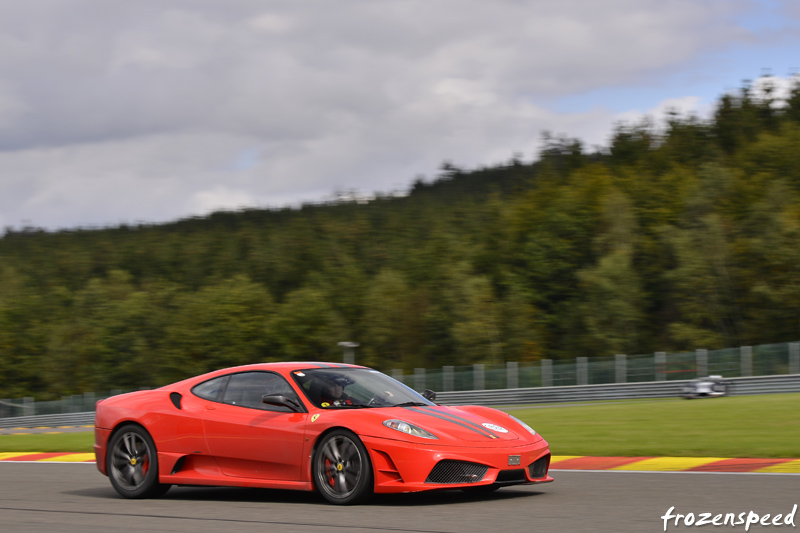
313 429 373 505
107 424 170 499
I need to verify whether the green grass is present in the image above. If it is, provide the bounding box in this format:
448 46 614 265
2 393 798 457
0 431 94 453
509 393 800 458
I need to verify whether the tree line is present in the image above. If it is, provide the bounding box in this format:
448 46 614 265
1 76 799 399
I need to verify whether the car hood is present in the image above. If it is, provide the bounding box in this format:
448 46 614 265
360 404 531 443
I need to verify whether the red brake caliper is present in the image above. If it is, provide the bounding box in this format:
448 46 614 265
325 459 335 486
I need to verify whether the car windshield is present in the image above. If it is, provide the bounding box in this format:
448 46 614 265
291 367 435 409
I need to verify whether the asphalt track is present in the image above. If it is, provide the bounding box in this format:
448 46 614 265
1 463 797 532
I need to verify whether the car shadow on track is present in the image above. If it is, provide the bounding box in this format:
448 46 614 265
67 485 546 507
372 488 546 507
65 486 320 504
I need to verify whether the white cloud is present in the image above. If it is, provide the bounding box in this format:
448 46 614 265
189 186 260 215
0 82 27 128
0 0 778 229
614 96 707 129
249 13 296 35
751 74 799 104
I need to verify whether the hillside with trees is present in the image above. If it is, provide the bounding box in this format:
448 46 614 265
1 77 799 399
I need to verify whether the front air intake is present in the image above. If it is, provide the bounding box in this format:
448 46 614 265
425 460 488 484
528 454 550 479
495 469 527 484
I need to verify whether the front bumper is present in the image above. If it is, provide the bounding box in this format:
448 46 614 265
361 435 553 494
94 428 111 476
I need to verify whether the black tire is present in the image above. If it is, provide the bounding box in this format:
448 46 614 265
312 429 373 505
106 424 170 499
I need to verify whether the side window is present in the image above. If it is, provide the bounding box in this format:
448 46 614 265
191 376 229 401
222 372 301 412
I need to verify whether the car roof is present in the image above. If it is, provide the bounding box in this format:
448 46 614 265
164 362 371 389
230 362 368 371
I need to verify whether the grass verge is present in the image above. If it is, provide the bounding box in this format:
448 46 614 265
0 431 94 453
1 393 797 457
509 393 800 458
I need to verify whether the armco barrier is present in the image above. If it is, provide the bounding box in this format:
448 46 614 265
0 411 95 430
1 374 799 429
436 374 800 405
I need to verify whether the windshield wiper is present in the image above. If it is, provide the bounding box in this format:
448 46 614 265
392 401 430 407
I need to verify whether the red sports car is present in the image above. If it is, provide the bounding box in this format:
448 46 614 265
94 362 553 504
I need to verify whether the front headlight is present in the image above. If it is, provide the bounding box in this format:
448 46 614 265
383 419 438 439
507 414 537 436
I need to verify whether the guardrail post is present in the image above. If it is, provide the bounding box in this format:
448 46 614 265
506 361 519 389
541 359 552 387
790 343 800 375
696 349 708 377
576 357 588 385
443 366 454 391
615 354 627 383
392 369 404 384
655 352 666 381
414 368 425 391
473 364 485 390
83 392 95 412
741 346 753 377
23 397 34 416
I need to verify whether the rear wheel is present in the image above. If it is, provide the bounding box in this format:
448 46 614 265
107 424 170 499
313 429 373 505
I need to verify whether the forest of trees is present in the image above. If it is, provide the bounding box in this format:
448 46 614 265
1 76 799 399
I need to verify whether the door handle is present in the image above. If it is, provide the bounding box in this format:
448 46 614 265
205 405 216 410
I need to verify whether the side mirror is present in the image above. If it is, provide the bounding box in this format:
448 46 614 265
262 394 302 412
422 389 436 402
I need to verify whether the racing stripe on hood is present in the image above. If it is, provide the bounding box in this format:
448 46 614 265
417 406 502 438
403 406 498 439
418 406 502 439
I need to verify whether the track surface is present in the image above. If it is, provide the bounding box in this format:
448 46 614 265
0 464 797 532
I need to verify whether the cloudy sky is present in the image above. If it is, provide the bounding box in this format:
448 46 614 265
0 0 798 230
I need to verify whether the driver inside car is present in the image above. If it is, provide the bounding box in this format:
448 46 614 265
318 376 357 407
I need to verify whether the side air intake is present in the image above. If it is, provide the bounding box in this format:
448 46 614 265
169 392 182 410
